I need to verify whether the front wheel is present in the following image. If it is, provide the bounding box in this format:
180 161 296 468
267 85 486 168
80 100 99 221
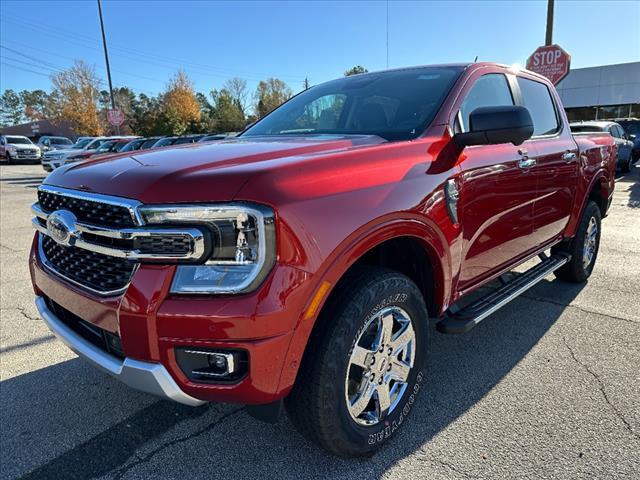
552 200 601 282
286 267 429 457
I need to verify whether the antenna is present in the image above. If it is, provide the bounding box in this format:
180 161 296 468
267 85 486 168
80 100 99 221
474 56 478 63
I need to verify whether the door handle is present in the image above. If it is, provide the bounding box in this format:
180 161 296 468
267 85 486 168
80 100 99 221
562 152 577 162
518 158 537 169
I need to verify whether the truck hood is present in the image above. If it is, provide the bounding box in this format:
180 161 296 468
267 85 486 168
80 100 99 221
43 135 386 203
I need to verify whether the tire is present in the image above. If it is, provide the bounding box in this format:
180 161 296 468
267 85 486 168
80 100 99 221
3 153 11 164
552 200 601 282
285 266 429 457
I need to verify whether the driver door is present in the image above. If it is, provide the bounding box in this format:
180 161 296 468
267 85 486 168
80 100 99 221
455 73 539 291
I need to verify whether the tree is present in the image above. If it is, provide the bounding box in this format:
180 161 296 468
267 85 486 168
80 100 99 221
254 78 292 118
224 77 249 117
19 90 49 121
210 88 245 132
303 77 311 90
130 93 162 136
0 90 24 126
50 60 103 135
344 65 368 76
160 71 201 135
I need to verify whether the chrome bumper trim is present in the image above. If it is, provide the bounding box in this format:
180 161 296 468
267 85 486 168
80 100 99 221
35 296 205 407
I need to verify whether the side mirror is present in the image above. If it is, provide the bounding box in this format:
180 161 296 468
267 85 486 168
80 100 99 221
628 134 636 141
454 106 534 148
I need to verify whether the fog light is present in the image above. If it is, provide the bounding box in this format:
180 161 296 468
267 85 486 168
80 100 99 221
175 347 248 383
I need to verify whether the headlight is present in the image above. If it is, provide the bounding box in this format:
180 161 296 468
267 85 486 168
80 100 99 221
7 145 16 152
139 204 276 294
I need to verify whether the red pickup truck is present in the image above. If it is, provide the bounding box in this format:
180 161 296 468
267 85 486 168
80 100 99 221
29 63 616 457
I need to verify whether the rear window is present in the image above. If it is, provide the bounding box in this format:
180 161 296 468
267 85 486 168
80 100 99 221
50 137 72 145
517 77 559 136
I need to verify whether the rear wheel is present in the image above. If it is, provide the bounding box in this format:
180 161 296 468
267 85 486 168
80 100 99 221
552 200 601 282
286 267 429 457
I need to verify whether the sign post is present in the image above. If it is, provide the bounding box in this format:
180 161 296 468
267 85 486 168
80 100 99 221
526 44 571 85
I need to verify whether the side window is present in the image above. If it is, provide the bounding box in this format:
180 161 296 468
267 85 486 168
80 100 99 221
615 126 626 138
459 74 514 132
609 126 620 138
517 77 559 136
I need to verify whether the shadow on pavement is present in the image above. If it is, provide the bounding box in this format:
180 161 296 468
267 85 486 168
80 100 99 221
3 278 583 480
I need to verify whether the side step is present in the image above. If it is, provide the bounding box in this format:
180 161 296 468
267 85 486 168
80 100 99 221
436 253 570 334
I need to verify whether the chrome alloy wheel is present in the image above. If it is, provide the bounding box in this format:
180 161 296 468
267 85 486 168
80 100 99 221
345 306 416 426
583 216 598 269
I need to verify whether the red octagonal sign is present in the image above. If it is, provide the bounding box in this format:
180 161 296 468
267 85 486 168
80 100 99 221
526 44 571 85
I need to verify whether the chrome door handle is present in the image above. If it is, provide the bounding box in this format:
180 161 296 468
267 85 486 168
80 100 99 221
562 152 577 162
518 158 537 169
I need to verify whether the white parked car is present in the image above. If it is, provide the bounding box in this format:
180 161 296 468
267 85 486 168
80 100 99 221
0 135 41 164
42 137 100 171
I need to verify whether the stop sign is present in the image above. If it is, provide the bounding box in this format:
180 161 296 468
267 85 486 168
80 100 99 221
526 44 571 85
107 109 125 126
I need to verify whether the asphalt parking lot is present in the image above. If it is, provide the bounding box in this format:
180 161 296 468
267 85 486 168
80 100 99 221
1 163 638 480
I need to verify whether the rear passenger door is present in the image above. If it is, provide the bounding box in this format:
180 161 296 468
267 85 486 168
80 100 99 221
455 73 539 290
516 76 579 245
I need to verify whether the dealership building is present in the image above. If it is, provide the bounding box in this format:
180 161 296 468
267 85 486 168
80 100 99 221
557 61 640 122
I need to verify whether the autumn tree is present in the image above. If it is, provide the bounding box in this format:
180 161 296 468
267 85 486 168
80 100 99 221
50 60 103 135
160 71 201 135
344 65 368 76
0 89 24 126
254 78 292 118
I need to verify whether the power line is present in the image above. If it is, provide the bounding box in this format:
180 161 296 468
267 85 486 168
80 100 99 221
1 14 304 82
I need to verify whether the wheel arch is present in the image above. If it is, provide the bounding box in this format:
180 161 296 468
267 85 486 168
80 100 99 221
275 218 451 397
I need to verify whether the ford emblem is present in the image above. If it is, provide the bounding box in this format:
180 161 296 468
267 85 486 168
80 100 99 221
46 210 78 247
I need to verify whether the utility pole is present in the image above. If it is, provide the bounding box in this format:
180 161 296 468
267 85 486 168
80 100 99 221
386 0 389 68
545 0 555 45
97 0 119 134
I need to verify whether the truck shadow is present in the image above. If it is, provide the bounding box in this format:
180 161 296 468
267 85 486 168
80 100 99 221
3 278 583 480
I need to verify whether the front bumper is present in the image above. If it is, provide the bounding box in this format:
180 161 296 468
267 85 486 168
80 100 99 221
29 234 315 405
35 296 205 406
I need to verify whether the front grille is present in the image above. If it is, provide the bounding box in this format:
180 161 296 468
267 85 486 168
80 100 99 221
45 297 124 359
38 190 135 228
137 236 192 254
42 235 136 293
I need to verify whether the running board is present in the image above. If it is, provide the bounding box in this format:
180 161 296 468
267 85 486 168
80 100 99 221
436 253 570 334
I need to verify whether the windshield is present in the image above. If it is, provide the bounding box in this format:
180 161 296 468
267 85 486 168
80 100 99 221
86 138 107 150
71 138 92 149
6 136 33 145
50 137 72 145
96 141 116 153
154 138 175 147
120 139 145 152
618 121 639 136
242 67 463 141
140 139 158 149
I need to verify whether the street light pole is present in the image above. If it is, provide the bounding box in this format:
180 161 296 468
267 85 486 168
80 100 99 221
545 0 555 46
97 0 119 134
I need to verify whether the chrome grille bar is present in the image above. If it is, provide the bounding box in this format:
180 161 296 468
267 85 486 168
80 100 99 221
32 203 207 262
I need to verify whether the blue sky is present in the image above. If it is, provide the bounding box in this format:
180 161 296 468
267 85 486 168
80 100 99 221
1 0 638 98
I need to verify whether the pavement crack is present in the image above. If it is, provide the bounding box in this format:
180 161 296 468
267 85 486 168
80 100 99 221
110 407 244 480
562 336 639 442
1 306 41 322
522 294 639 325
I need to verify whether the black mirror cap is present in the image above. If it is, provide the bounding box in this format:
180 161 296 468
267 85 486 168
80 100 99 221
454 106 534 148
